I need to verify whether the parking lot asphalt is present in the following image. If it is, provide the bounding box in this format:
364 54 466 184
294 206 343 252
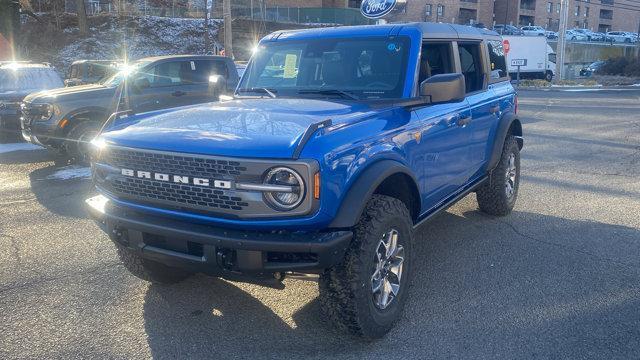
1 88 639 359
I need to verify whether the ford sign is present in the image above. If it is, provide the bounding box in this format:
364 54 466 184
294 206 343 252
360 0 398 19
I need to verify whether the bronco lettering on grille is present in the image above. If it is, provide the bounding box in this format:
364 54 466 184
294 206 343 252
120 168 232 189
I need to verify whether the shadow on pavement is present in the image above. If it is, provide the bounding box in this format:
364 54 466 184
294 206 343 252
0 148 55 165
28 163 94 218
141 208 640 358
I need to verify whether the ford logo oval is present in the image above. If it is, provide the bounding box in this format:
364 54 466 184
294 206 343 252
360 0 398 19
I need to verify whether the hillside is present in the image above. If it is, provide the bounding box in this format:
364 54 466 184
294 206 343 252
19 13 220 73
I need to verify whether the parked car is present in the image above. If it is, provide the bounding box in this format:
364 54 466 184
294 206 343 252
606 31 634 43
545 30 558 40
579 61 605 77
87 23 522 339
623 32 639 43
566 30 589 41
521 25 546 36
573 29 603 41
494 24 525 36
0 63 63 142
591 32 607 41
21 55 239 162
65 60 122 87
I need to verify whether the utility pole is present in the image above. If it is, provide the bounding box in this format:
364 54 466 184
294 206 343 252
223 0 233 59
555 0 569 81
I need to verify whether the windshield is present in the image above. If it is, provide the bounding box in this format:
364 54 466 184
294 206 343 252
0 67 64 93
101 61 151 86
238 37 411 99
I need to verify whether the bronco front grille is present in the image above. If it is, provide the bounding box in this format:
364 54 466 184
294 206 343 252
94 146 317 219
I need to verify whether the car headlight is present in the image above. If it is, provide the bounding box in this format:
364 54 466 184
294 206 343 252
38 104 54 121
263 167 305 211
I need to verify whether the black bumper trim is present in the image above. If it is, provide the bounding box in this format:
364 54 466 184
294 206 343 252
86 195 352 275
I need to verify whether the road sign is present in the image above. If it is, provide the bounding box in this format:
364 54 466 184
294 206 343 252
511 58 527 67
503 39 510 54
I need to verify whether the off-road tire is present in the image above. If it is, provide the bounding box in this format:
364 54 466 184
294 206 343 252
476 135 520 216
64 121 100 164
318 195 414 339
116 244 192 284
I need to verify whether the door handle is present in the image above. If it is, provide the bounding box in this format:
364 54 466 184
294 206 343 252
489 104 500 114
457 116 472 127
172 91 186 97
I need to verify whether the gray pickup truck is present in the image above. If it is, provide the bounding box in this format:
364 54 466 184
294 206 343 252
21 55 239 162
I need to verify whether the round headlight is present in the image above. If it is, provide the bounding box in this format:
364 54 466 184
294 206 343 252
263 167 305 210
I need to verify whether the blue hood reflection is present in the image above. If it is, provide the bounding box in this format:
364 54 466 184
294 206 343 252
100 98 377 158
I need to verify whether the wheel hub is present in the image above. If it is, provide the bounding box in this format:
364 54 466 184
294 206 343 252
371 229 405 310
505 153 517 198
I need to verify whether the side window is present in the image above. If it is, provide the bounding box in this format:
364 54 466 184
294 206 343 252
487 40 508 80
146 61 184 87
419 42 454 84
189 60 228 83
457 42 484 93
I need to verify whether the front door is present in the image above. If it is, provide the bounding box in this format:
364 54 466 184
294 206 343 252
414 41 474 211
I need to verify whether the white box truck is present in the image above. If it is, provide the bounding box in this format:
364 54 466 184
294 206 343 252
504 36 556 81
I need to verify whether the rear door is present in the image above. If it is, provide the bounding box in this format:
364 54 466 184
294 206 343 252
457 41 498 179
129 60 193 113
179 59 231 105
412 41 473 210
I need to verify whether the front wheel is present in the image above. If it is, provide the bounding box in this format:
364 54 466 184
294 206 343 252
319 195 414 339
64 121 101 164
476 135 521 216
545 71 553 82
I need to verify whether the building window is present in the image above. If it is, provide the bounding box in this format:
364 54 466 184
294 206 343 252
585 6 589 16
556 3 561 13
547 2 552 12
437 4 444 17
575 6 580 16
426 4 432 17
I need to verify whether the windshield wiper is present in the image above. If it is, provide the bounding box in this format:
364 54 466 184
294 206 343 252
237 87 277 98
297 89 359 100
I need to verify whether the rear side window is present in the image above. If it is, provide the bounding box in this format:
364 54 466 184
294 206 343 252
189 60 228 83
457 42 484 93
487 40 508 80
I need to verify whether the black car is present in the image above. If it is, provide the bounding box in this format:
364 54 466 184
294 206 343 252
579 61 605 77
0 63 63 142
65 60 122 87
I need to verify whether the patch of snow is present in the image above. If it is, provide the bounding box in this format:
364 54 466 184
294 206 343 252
46 165 92 180
632 83 640 87
0 143 44 154
560 88 638 92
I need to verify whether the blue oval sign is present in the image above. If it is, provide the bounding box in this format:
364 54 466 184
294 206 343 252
360 0 398 19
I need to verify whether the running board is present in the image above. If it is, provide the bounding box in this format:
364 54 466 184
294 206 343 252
413 176 488 230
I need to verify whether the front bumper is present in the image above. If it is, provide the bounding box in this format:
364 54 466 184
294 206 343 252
86 194 352 278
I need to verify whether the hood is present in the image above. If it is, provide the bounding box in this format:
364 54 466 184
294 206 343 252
101 98 381 159
0 91 31 103
24 84 115 103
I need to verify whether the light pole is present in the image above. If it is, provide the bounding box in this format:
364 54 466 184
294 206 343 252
555 0 569 81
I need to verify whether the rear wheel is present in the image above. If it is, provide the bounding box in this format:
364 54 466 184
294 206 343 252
476 135 520 216
319 195 414 339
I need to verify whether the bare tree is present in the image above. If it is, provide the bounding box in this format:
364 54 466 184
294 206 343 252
76 0 88 36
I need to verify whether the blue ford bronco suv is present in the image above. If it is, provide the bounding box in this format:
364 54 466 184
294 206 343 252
87 23 522 338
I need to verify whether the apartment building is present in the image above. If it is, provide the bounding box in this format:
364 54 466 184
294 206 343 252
385 0 495 26
494 0 640 33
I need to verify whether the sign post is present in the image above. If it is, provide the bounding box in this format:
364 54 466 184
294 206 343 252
510 58 527 87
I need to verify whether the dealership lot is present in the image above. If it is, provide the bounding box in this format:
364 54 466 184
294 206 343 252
1 89 639 359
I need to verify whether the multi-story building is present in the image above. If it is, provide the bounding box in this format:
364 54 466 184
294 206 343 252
493 0 640 33
386 0 495 26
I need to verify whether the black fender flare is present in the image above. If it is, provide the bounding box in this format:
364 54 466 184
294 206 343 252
487 111 522 172
62 106 110 132
328 160 419 229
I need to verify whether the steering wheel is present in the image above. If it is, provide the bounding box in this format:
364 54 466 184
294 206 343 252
364 81 389 88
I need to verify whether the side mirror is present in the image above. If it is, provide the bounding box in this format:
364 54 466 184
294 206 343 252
133 76 150 90
208 74 227 100
419 73 466 104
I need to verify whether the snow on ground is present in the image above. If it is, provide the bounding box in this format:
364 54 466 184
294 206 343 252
0 143 44 154
45 165 92 180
